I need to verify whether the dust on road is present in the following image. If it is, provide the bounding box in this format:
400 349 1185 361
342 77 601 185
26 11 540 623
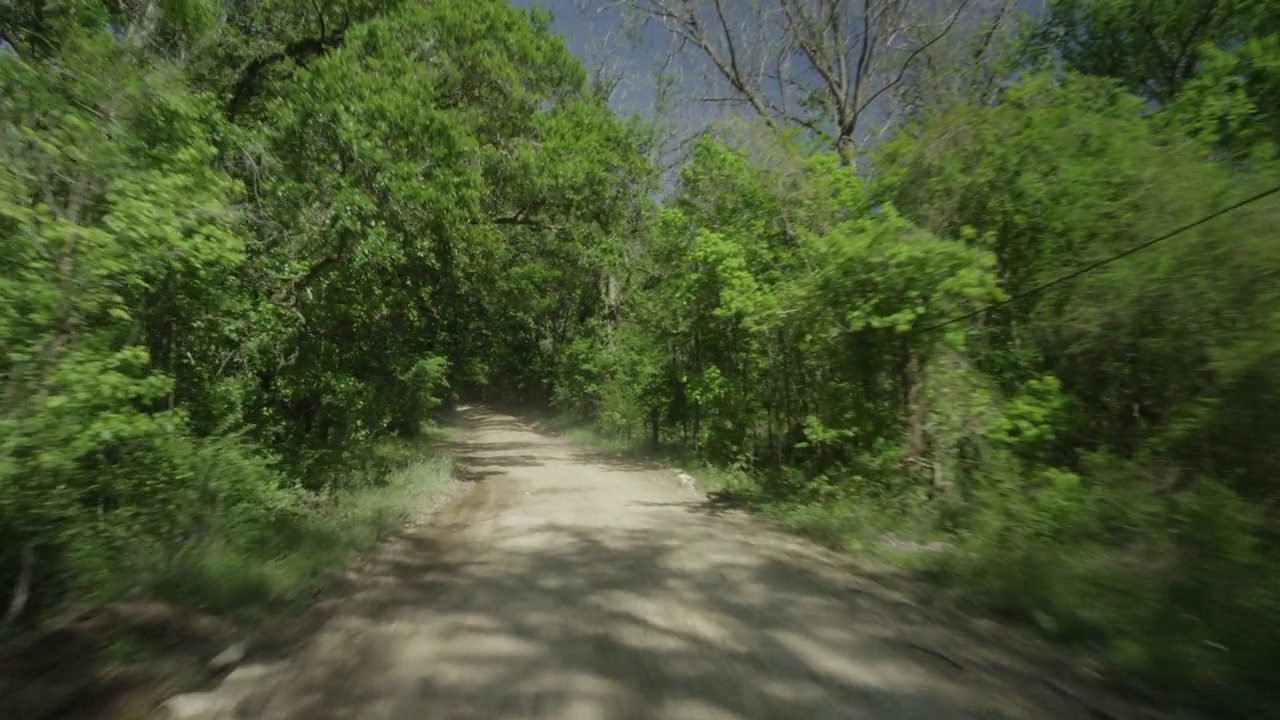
246 407 1190 720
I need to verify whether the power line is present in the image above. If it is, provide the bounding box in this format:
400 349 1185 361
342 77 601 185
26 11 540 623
916 184 1280 334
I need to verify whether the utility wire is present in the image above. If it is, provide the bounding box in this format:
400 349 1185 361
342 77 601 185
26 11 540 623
917 184 1280 334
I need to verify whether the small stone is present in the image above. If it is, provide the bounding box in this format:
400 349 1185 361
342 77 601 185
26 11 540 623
221 661 289 689
209 639 250 670
162 692 232 719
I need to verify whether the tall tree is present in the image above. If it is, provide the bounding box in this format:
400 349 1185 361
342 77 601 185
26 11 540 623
619 0 1002 161
1036 0 1280 103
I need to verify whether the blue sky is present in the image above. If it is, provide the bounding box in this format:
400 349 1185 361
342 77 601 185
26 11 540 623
509 0 707 125
508 1 614 60
506 0 1048 172
509 0 740 175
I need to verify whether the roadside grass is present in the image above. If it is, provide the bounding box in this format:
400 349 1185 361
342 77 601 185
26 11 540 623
540 421 945 568
0 422 461 720
543 416 1277 719
146 428 456 622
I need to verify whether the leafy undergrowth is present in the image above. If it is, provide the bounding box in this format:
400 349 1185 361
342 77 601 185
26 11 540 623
548 423 947 560
0 601 236 720
554 420 1278 719
0 431 456 720
147 436 456 621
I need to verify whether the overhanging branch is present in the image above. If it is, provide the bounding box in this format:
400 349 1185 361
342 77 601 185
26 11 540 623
225 29 349 120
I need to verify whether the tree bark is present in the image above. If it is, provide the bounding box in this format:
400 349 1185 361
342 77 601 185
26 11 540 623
898 339 926 471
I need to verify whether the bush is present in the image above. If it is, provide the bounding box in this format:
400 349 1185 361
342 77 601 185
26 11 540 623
944 458 1280 709
147 451 453 618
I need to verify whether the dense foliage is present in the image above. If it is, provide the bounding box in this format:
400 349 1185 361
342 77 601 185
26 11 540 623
3 0 1279 713
0 0 644 616
551 0 1280 711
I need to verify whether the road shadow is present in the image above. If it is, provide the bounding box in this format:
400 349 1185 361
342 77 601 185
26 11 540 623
454 467 507 483
443 407 566 484
384 406 1221 720
280 514 1212 720
0 602 238 720
627 493 743 518
452 454 546 469
566 449 675 475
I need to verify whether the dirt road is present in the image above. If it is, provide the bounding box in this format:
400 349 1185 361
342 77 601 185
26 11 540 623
242 408 1187 720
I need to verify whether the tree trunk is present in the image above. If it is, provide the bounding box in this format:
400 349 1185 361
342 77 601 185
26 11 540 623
692 329 702 452
899 339 927 469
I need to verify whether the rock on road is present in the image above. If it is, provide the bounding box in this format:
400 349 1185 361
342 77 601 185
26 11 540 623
241 408 1188 720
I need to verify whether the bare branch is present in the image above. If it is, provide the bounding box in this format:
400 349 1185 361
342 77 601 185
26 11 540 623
622 0 991 157
851 0 876 128
853 0 976 120
779 0 848 125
